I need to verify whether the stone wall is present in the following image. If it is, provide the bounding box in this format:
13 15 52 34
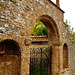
0 55 21 75
0 34 30 75
0 0 64 38
30 36 75 75
0 0 74 75
70 42 75 75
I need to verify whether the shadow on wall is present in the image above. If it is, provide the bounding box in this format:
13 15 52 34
0 39 21 75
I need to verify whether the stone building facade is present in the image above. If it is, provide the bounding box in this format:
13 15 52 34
69 42 75 75
0 0 75 75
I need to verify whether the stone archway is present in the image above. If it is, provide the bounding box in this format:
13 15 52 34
29 15 60 75
0 39 21 75
36 15 59 44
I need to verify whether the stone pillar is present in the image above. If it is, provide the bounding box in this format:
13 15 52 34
56 0 60 7
21 39 31 75
58 45 63 75
51 45 59 75
21 45 30 75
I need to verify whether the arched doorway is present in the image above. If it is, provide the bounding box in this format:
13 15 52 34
30 15 59 75
63 43 68 68
0 39 21 75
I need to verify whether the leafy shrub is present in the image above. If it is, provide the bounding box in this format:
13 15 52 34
31 21 48 36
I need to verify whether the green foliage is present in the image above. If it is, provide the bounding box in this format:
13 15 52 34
31 21 48 36
64 19 75 41
70 32 75 41
68 25 75 41
29 66 48 75
10 0 17 3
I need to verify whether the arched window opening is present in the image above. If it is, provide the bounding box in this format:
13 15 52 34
0 39 20 54
63 43 68 68
0 39 21 75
